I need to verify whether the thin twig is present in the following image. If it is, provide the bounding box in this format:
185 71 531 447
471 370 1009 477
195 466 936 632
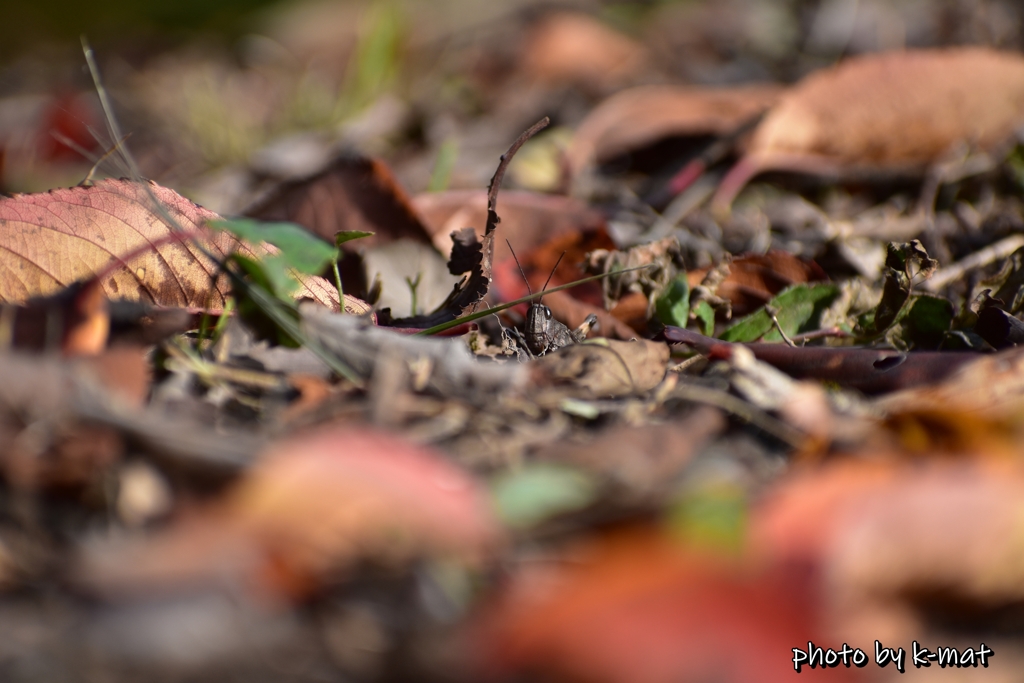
764 305 797 347
922 234 1024 293
788 327 852 344
485 117 550 238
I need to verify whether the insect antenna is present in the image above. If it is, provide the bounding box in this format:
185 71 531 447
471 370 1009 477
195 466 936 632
539 251 566 302
506 239 532 296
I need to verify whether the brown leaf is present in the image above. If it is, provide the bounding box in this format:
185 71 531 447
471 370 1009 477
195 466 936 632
75 427 499 600
475 527 829 683
568 84 781 176
689 251 828 315
244 153 434 251
825 461 1024 646
713 48 1024 210
532 339 669 398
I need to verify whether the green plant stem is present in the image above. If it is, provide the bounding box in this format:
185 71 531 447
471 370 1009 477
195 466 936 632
332 258 345 312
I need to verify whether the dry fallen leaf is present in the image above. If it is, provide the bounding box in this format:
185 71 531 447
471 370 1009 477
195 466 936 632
245 152 435 252
713 47 1024 210
0 178 358 312
0 179 240 306
568 83 781 177
75 427 500 601
825 461 1024 647
753 458 1024 655
532 339 669 398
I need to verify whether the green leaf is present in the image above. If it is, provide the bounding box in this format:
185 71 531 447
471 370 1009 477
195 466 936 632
867 241 938 335
492 465 597 530
335 230 375 246
212 219 337 275
654 275 690 327
693 299 715 336
720 283 839 343
888 293 954 349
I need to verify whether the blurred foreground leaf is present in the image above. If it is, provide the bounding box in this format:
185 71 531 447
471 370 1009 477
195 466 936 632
492 465 597 529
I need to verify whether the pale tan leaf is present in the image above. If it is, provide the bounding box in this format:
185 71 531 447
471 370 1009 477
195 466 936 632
714 48 1024 209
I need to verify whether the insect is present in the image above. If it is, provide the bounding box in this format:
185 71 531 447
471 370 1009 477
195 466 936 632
507 240 598 357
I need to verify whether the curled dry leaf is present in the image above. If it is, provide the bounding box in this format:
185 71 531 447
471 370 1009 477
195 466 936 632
75 427 499 601
567 84 781 177
532 339 669 398
713 48 1024 210
474 527 831 683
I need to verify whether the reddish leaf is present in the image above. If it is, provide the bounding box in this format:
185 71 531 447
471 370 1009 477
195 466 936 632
475 527 837 683
0 179 244 307
752 459 1024 651
713 48 1024 210
75 427 499 601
